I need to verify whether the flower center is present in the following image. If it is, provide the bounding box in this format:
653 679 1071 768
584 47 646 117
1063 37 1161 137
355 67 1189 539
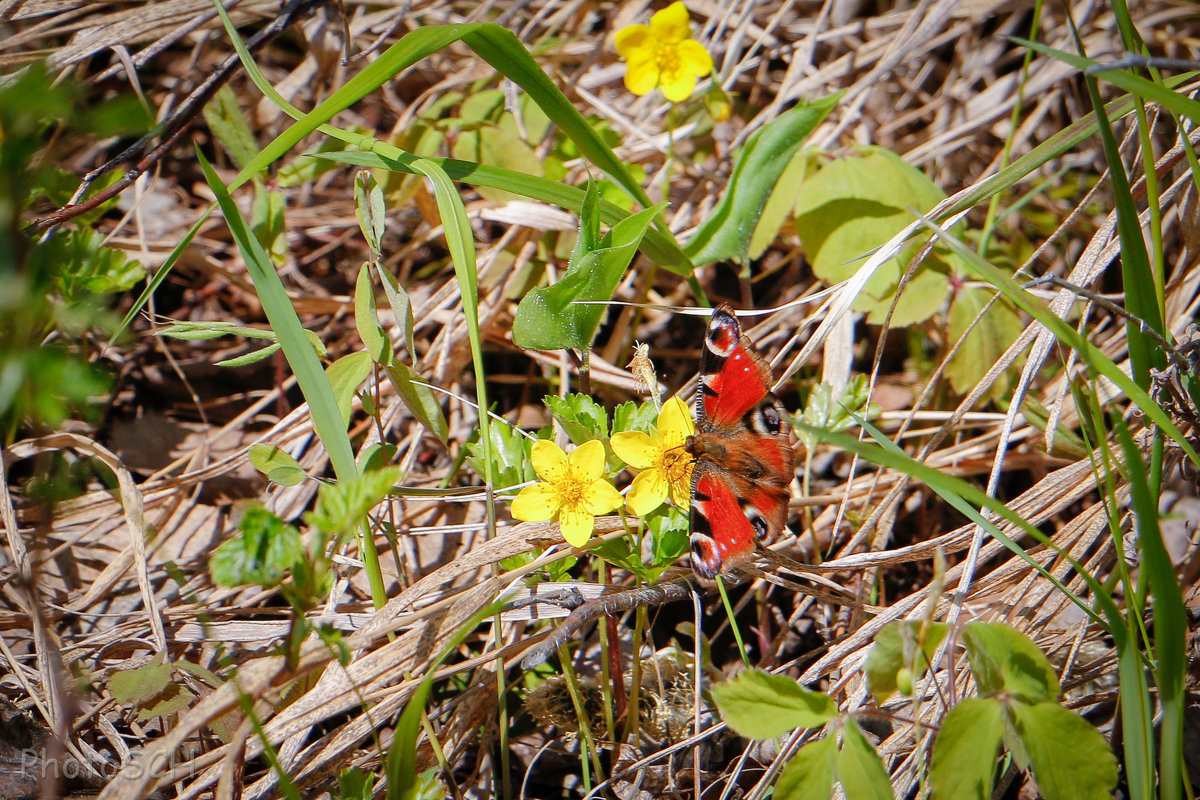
655 42 681 75
552 469 588 509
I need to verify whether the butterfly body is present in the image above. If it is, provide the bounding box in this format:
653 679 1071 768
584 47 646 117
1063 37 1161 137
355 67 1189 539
685 306 795 580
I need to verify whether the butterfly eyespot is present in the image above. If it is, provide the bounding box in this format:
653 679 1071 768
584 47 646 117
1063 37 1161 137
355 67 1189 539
751 405 783 435
744 505 769 539
689 535 721 580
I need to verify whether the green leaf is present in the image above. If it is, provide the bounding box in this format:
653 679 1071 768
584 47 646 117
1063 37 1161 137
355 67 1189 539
354 263 392 364
794 146 954 325
837 719 894 800
157 321 277 341
684 95 839 265
1010 701 1118 800
545 393 609 443
195 147 358 486
450 123 543 204
775 734 837 800
306 467 402 539
512 192 664 350
466 423 532 489
318 148 691 273
214 343 283 367
251 184 288 266
747 149 812 261
210 507 304 589
355 171 387 255
647 508 689 567
386 361 449 444
865 620 948 702
248 443 305 487
962 622 1060 704
712 669 837 738
930 698 1004 800
797 376 878 451
612 399 659 435
202 85 259 169
945 288 1024 397
109 654 172 705
136 681 196 721
373 262 416 355
326 350 373 429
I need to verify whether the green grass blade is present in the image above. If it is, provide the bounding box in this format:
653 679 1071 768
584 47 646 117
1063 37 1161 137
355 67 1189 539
211 1 690 273
803 423 1121 632
917 215 1200 472
196 148 356 482
317 150 691 272
1114 419 1186 800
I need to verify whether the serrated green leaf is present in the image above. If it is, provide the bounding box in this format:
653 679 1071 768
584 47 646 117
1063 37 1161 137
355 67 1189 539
355 171 387 255
946 288 1024 396
545 393 609 443
837 719 894 800
306 467 402 538
386 361 449 444
326 350 373 428
963 622 1060 703
712 669 837 738
647 507 689 567
1011 701 1118 800
355 263 392 363
685 96 839 265
210 507 303 588
612 399 659 435
109 654 171 705
865 620 949 702
467 423 532 489
775 734 837 800
512 197 665 350
930 698 1004 800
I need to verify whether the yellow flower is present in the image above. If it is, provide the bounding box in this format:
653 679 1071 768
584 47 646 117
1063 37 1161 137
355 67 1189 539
511 439 624 547
610 396 695 516
614 2 714 103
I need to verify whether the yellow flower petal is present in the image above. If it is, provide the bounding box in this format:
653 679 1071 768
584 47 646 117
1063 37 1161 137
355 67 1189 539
611 430 658 469
510 482 559 521
626 469 669 516
623 57 660 96
614 24 650 57
676 39 713 77
568 439 607 481
660 70 699 103
650 1 691 43
558 505 596 547
658 396 696 443
583 478 624 515
529 439 568 481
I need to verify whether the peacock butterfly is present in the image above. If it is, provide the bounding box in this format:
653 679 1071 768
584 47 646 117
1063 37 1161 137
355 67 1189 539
685 305 795 580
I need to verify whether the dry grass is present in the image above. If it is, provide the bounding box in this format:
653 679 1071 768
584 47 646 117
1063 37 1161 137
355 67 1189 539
2 0 1199 798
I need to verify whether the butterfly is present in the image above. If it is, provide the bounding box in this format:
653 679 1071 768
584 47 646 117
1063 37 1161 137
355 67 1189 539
685 305 796 580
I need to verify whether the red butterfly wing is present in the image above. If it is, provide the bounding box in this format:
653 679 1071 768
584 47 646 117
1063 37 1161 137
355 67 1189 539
689 469 759 580
686 305 795 581
696 306 774 427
